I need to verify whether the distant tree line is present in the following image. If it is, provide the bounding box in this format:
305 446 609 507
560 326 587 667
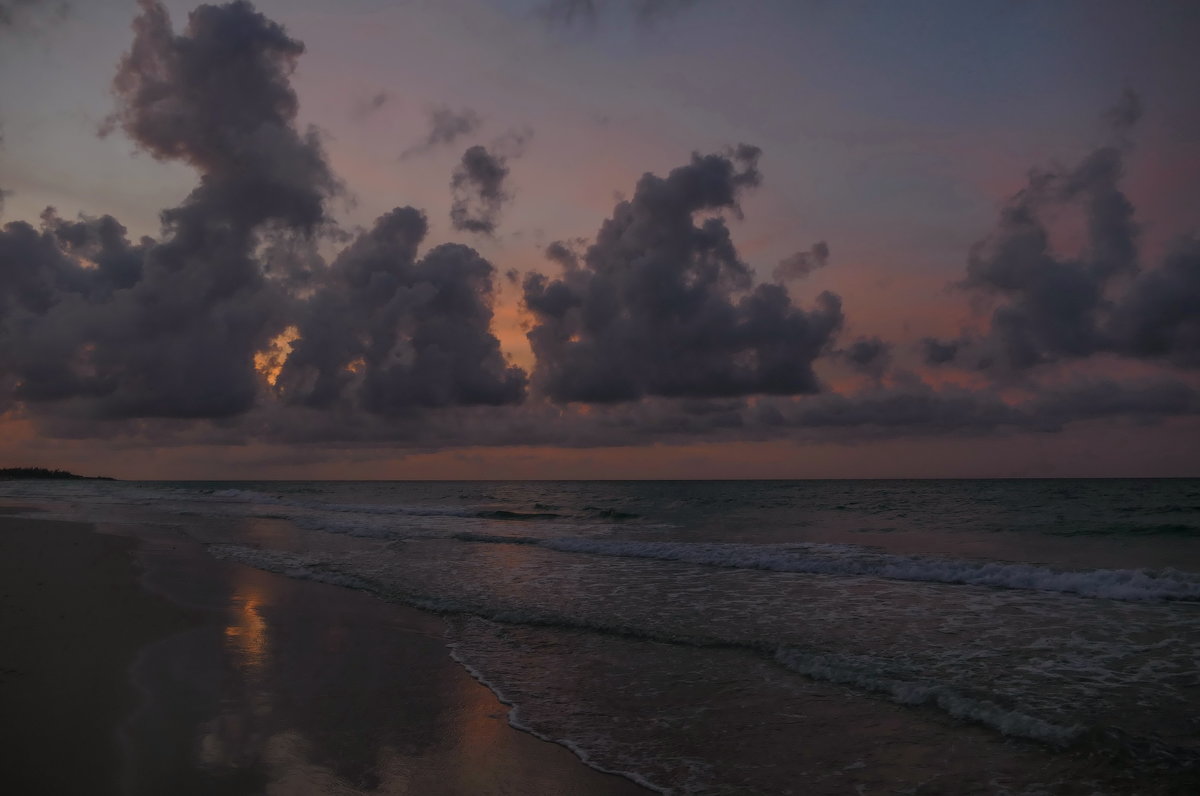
0 467 114 480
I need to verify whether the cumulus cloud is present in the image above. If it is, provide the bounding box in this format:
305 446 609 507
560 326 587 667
0 0 336 420
927 91 1199 375
276 207 527 413
522 144 845 402
450 142 519 235
1110 238 1200 368
400 105 482 159
2 2 1196 455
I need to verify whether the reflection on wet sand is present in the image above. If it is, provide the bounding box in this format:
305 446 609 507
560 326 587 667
224 585 271 673
123 545 646 795
198 571 276 773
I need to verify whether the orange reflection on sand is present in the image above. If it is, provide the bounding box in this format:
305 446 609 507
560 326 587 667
223 585 271 673
445 661 512 792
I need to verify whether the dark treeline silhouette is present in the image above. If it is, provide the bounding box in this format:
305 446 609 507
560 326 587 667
0 467 115 481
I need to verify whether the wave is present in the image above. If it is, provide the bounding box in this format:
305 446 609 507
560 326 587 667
533 538 1200 602
475 510 562 521
581 506 640 520
1057 522 1200 537
771 648 1079 746
208 488 479 518
205 544 1083 750
446 646 670 794
247 507 1200 602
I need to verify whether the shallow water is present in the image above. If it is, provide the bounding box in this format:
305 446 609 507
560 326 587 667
5 478 1200 793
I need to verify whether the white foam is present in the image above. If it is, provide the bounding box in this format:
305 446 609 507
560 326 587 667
537 538 1200 602
209 543 1089 752
447 644 671 795
772 647 1081 746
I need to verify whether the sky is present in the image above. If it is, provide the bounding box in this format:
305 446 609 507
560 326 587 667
0 0 1198 479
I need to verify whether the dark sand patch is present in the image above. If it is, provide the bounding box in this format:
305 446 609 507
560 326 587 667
0 515 193 796
0 511 650 795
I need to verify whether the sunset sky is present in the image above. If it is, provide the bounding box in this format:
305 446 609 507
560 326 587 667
0 0 1198 479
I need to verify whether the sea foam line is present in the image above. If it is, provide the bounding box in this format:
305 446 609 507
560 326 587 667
282 516 1200 602
207 544 1085 750
522 537 1200 602
446 644 671 795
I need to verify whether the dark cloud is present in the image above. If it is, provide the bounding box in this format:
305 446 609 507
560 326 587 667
276 207 527 413
927 92 1199 375
921 337 960 366
774 377 1200 438
1110 237 1200 367
450 144 512 235
0 0 334 419
63 371 1199 451
840 336 890 378
3 3 1197 455
522 145 845 403
1027 377 1200 429
400 105 481 159
108 0 337 233
772 241 829 282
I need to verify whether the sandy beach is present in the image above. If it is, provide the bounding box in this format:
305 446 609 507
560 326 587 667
0 507 648 795
0 509 193 795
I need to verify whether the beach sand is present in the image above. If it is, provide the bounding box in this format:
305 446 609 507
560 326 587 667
0 509 648 795
0 510 193 795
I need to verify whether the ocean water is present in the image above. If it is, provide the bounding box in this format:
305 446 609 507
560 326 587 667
4 478 1200 793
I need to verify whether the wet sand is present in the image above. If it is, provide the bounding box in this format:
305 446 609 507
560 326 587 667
0 509 649 795
0 511 192 795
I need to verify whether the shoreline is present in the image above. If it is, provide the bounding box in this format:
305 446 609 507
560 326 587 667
0 506 649 795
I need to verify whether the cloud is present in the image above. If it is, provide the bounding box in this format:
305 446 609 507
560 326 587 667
1111 237 1200 367
921 337 959 366
400 105 482 159
276 207 527 413
0 0 68 30
2 3 1197 457
522 144 846 403
449 144 513 235
0 2 530 428
926 91 1200 375
537 0 700 28
839 336 890 378
351 91 390 120
0 0 334 419
773 241 829 282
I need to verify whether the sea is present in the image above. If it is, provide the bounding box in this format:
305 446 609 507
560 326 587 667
3 478 1200 794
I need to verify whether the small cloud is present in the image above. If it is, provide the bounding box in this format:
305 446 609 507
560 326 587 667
536 0 700 29
351 91 390 120
401 105 482 159
448 128 532 235
773 241 830 282
450 144 511 235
